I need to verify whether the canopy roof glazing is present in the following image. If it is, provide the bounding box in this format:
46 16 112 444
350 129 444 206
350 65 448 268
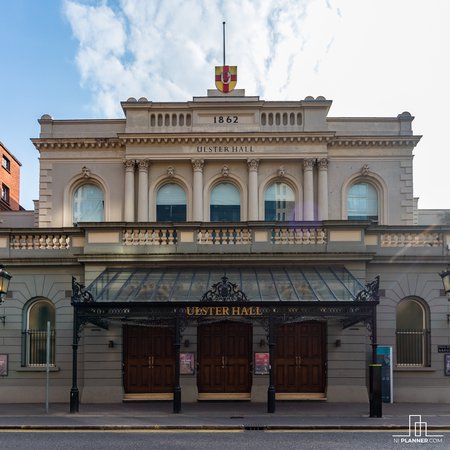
87 267 366 303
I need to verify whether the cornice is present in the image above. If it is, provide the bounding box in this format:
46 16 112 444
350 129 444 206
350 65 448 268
30 133 422 149
31 138 124 150
117 133 335 146
330 135 422 148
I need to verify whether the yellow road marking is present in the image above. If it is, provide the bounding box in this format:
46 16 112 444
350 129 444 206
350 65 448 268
0 429 244 433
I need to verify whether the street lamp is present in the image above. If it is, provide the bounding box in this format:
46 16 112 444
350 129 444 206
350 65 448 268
0 265 12 324
439 268 450 298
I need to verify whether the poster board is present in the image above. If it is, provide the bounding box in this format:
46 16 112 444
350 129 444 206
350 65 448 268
0 354 8 376
376 346 393 403
254 352 270 375
180 352 195 375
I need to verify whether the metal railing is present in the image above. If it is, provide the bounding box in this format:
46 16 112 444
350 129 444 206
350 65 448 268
21 330 56 367
396 329 430 367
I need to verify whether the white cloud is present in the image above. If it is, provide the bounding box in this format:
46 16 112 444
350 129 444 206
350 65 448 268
62 0 450 208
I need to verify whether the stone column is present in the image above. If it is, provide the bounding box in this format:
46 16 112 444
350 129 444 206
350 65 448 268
124 160 135 222
247 159 259 221
318 158 329 221
137 160 149 222
192 159 204 221
303 159 315 221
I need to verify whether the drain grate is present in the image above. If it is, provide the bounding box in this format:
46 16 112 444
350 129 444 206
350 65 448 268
230 416 244 419
244 424 265 430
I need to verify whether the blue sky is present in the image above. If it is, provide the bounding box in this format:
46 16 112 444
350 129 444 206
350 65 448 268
1 0 449 210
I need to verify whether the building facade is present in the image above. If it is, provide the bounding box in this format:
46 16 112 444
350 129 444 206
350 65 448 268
0 141 22 212
0 86 449 407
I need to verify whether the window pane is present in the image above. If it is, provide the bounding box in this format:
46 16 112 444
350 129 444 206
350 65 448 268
210 183 240 221
347 182 378 221
29 302 55 329
265 182 295 221
73 184 104 222
157 184 186 221
26 301 56 366
396 299 429 367
397 300 424 329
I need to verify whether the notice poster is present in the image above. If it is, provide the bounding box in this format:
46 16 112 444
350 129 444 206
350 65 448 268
376 346 393 403
180 352 195 375
254 352 270 375
445 354 450 376
0 354 7 376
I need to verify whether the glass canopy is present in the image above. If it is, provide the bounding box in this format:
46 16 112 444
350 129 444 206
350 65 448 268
87 267 366 303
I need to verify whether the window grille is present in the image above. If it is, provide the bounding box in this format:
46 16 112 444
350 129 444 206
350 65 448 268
396 329 431 367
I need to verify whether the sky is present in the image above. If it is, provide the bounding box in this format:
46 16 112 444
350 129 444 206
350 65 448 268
0 0 449 211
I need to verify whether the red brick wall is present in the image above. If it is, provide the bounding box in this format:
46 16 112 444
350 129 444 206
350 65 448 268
0 143 21 211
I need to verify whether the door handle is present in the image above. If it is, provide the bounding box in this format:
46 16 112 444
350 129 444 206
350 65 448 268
298 356 302 367
222 356 225 369
148 356 152 368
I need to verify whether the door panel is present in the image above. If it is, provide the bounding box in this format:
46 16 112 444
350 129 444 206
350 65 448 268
198 322 252 394
124 325 175 394
275 321 326 393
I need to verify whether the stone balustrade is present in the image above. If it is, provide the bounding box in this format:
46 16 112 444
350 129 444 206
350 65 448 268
10 234 71 249
271 227 327 245
123 228 177 245
380 232 442 247
197 227 252 245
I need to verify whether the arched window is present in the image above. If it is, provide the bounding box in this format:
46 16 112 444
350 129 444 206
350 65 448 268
156 184 187 222
396 298 430 367
347 182 378 222
73 184 104 223
264 182 296 221
210 183 240 222
22 299 55 367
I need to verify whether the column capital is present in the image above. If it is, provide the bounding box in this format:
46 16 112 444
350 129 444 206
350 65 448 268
123 159 136 171
137 159 150 171
318 158 328 170
247 158 260 172
303 158 315 170
191 159 205 172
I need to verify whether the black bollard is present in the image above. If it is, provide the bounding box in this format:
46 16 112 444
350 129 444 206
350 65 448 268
369 364 382 418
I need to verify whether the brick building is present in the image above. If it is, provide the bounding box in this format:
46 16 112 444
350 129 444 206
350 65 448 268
0 141 22 211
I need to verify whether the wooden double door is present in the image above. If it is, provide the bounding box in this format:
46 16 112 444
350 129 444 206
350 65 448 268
275 321 326 393
123 325 175 394
197 321 252 395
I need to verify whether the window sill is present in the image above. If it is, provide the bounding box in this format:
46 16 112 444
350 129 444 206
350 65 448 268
394 367 435 372
16 366 60 373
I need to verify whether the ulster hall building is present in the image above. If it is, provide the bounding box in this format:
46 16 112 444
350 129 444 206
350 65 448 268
1 75 449 410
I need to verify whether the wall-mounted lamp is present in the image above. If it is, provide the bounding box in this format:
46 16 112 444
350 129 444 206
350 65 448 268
335 339 341 348
259 338 266 348
439 269 450 298
0 265 12 325
183 339 190 348
108 340 114 348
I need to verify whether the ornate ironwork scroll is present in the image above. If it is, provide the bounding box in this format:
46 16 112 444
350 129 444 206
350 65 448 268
71 277 94 304
201 276 248 302
355 276 380 302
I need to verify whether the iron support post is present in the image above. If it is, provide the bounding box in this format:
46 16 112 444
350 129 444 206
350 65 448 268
267 316 276 413
70 306 80 413
369 305 382 418
173 315 182 413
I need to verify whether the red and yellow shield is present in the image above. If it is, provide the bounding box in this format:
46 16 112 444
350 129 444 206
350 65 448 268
215 66 237 93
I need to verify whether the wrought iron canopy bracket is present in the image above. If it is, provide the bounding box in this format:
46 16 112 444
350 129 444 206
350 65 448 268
72 277 94 305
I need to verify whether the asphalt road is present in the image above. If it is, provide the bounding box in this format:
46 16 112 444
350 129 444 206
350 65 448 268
0 430 449 450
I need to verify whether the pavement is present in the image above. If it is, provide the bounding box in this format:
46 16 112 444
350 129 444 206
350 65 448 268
0 401 449 430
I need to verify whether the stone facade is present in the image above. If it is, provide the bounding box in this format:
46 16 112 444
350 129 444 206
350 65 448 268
0 89 449 406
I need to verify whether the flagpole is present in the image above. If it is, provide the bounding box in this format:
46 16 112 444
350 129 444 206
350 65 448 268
223 21 226 67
